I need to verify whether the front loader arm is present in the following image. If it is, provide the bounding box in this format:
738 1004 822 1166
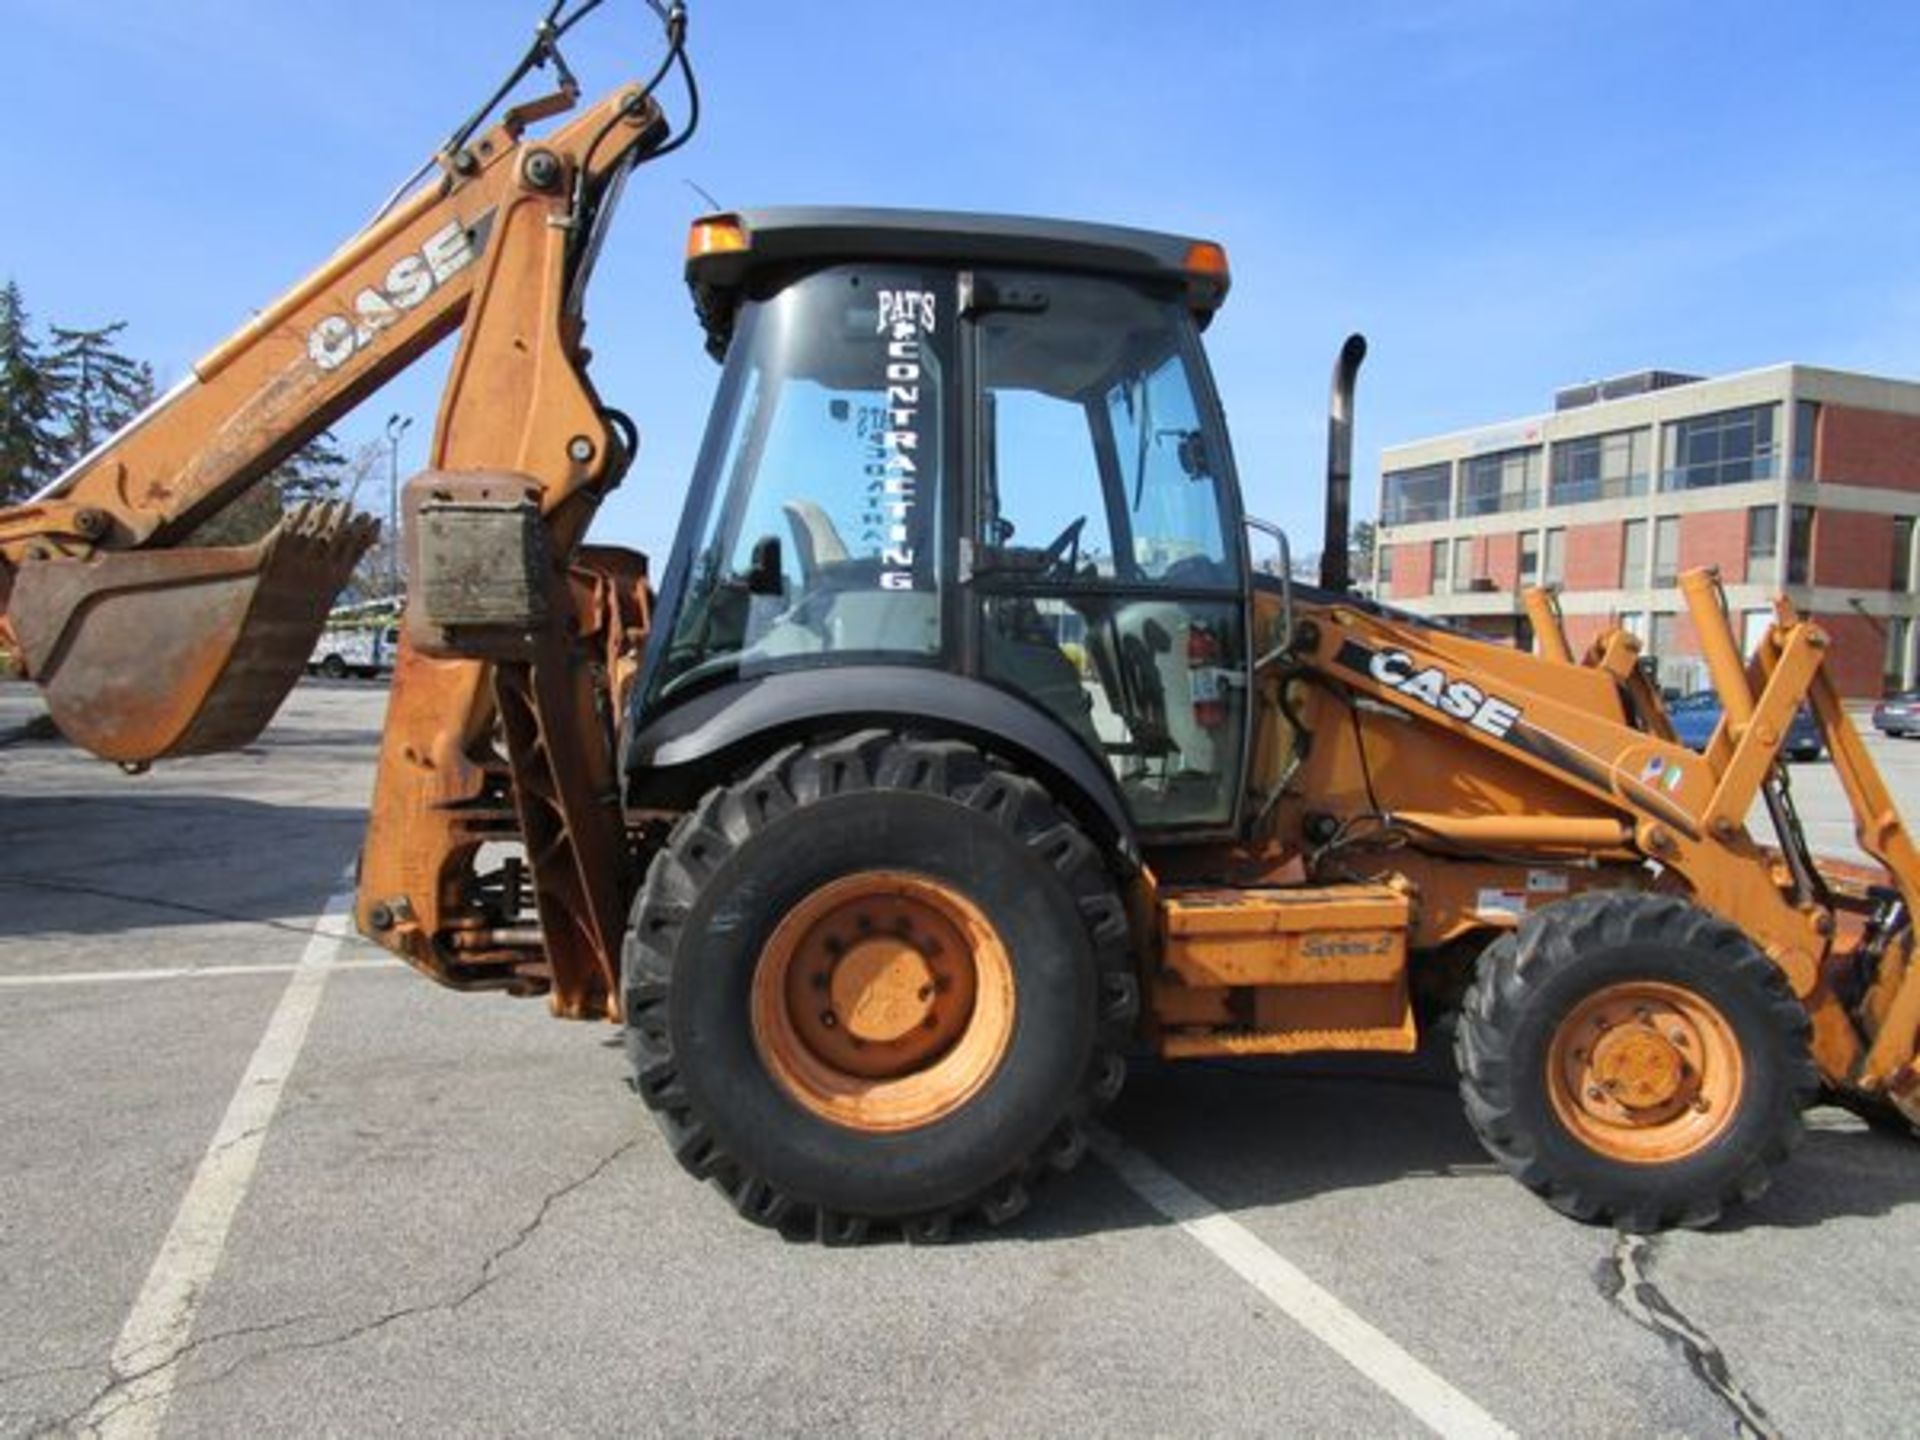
0 81 665 762
1286 569 1920 1121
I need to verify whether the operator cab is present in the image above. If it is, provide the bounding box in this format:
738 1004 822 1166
638 207 1251 836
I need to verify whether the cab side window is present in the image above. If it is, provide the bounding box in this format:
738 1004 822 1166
1104 354 1233 586
972 273 1245 830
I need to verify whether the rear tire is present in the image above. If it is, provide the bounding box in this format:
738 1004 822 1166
623 732 1137 1240
318 654 348 679
1455 892 1816 1230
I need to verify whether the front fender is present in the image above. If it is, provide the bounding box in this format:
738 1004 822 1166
623 667 1139 870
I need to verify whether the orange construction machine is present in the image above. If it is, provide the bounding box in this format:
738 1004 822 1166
5 1 1918 1241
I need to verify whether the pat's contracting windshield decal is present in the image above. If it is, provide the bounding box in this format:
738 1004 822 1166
870 289 935 592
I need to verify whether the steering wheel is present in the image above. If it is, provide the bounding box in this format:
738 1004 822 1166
1039 516 1088 579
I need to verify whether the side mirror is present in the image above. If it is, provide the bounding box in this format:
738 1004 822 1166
746 534 784 596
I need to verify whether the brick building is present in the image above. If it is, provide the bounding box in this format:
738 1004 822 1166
1373 365 1920 697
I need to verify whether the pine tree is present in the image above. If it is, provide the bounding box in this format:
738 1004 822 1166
1351 519 1377 575
0 281 63 503
45 321 153 466
269 430 350 505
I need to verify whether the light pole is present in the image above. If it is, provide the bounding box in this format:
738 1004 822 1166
385 413 413 597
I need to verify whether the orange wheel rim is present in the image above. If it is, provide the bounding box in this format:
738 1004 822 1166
1546 981 1743 1163
751 871 1016 1133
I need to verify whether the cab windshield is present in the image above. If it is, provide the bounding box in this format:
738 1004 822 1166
650 265 948 702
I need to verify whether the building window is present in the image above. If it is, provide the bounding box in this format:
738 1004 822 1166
1431 539 1449 594
1661 405 1778 491
1793 400 1819 481
1893 516 1914 592
1889 615 1914 691
1787 504 1814 584
1382 464 1452 525
1621 611 1648 643
1741 609 1771 657
1622 519 1648 588
1746 505 1777 585
1649 612 1677 657
1543 528 1565 587
1377 543 1396 587
1550 429 1649 505
1519 531 1540 585
1459 448 1541 516
1451 536 1474 592
1653 517 1680 586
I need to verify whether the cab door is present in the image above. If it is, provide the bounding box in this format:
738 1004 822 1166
962 271 1249 836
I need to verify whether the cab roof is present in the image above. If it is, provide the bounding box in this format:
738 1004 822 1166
684 206 1231 358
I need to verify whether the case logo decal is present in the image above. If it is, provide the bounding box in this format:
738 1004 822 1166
307 213 494 375
1365 647 1524 739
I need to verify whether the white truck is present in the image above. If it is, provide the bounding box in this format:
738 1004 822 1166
308 622 400 680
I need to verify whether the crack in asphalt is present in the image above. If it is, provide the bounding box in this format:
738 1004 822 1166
69 1137 642 1430
1597 1232 1780 1439
28 1312 322 1438
0 1358 98 1389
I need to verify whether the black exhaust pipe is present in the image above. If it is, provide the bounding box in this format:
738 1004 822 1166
1319 333 1368 593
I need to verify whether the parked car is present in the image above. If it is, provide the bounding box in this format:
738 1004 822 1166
1666 690 1824 761
1873 691 1920 738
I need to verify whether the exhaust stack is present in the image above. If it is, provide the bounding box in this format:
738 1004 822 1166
1319 333 1368 593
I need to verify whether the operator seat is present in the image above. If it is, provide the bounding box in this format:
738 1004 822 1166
782 499 851 576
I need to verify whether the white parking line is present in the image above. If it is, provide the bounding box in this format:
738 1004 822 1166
1097 1134 1515 1440
0 958 396 987
81 883 357 1439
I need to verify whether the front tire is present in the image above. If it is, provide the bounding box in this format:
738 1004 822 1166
1455 892 1816 1230
623 732 1137 1240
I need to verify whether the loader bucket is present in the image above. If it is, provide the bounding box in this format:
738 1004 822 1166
5 502 377 764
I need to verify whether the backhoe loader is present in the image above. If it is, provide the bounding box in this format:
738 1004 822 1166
6 1 1920 1242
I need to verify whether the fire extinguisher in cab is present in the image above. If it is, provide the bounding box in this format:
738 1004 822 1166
1188 621 1227 728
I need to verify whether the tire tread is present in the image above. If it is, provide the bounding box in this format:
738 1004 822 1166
622 734 1136 1242
1455 891 1816 1231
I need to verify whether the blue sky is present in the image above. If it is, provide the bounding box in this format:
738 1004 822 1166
6 0 1919 562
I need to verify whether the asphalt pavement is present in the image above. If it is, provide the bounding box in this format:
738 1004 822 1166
2 679 1917 1437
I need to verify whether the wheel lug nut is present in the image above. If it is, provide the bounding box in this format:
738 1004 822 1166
820 1011 837 1028
1587 1086 1606 1102
917 985 933 1002
1669 1029 1687 1046
1692 1096 1711 1113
